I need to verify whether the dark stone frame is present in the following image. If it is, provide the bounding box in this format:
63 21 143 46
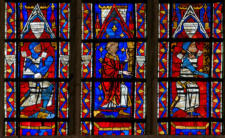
0 0 225 138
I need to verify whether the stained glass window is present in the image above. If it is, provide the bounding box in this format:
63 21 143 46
158 1 223 135
5 1 70 136
81 0 146 135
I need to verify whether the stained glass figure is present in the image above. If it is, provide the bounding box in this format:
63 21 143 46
20 42 57 78
171 42 210 78
171 81 209 118
5 1 70 136
94 81 133 118
20 81 56 119
81 0 146 135
158 2 223 135
95 42 134 78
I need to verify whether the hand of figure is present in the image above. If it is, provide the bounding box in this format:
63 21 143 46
21 51 27 57
123 71 131 76
177 53 184 59
34 73 42 78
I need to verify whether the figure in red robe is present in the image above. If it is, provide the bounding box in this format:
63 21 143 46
101 42 131 108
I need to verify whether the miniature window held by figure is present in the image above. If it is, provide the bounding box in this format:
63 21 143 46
5 1 70 136
81 0 146 135
158 2 223 135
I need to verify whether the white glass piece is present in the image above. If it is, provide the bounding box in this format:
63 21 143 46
30 22 45 39
183 22 198 38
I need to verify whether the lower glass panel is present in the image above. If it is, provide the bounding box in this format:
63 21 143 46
135 82 145 119
211 81 222 118
158 122 168 135
93 122 132 135
59 82 68 118
81 82 92 118
158 81 168 118
20 122 55 136
171 122 209 135
211 122 222 135
81 121 91 135
58 122 68 135
20 81 56 119
94 82 133 119
134 122 145 135
5 81 16 118
170 81 209 118
5 121 16 136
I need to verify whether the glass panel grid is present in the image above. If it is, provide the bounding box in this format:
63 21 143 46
4 1 70 136
158 1 224 135
81 0 147 135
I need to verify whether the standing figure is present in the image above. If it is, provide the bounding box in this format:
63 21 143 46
20 42 54 118
171 42 208 116
101 42 131 108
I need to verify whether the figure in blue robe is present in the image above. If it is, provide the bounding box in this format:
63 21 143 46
20 42 55 119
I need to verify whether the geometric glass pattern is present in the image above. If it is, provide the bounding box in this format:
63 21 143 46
81 0 146 135
5 1 70 136
158 1 223 135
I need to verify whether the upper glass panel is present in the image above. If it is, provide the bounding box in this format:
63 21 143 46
172 3 211 38
170 42 210 78
95 3 135 39
19 3 57 39
19 42 57 79
95 42 135 78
